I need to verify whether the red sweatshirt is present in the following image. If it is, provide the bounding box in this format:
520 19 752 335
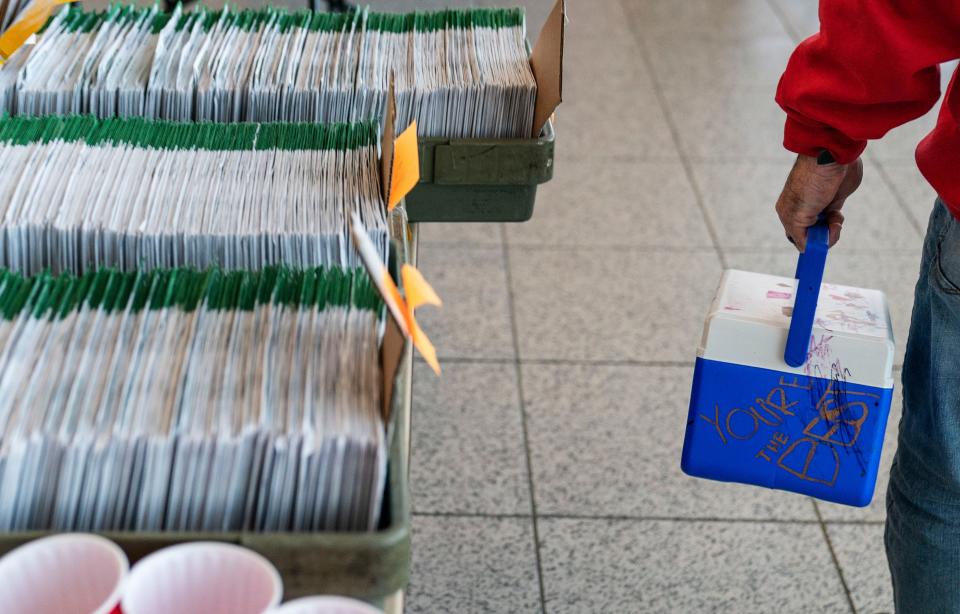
776 0 960 213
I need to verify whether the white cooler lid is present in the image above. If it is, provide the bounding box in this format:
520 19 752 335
699 269 895 389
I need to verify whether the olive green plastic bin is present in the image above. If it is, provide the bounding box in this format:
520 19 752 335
0 235 416 606
405 120 556 223
0 352 411 604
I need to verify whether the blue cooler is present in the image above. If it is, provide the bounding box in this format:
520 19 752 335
681 222 895 506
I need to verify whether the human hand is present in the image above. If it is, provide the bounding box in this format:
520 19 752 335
775 154 863 251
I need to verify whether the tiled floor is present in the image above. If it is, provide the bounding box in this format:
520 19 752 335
403 0 953 612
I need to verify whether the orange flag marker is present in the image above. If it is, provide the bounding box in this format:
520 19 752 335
349 212 442 374
387 122 420 211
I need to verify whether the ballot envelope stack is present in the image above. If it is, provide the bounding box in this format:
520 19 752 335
0 264 389 533
0 115 389 275
0 4 537 138
0 2 427 539
0 111 402 534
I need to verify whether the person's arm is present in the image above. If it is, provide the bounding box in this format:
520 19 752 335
775 0 960 249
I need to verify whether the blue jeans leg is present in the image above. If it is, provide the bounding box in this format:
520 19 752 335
886 199 960 613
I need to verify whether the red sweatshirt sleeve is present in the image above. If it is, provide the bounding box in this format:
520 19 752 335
776 0 960 163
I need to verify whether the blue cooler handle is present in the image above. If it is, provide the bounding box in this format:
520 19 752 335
784 219 830 367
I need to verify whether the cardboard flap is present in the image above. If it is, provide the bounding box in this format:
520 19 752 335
380 316 405 421
529 0 565 137
380 75 397 205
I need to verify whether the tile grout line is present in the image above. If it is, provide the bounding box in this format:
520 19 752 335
813 500 859 614
516 244 717 253
424 242 720 253
868 153 926 236
722 247 920 255
623 0 728 270
422 242 919 255
499 222 549 614
432 243 920 254
411 508 886 526
414 511 533 519
763 0 802 42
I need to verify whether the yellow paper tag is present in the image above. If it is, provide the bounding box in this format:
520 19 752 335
387 121 420 211
0 0 73 60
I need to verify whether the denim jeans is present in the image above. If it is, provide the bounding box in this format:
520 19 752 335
886 198 960 613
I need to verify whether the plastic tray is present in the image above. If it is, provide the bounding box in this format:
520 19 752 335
0 350 411 604
0 235 416 605
405 120 556 223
